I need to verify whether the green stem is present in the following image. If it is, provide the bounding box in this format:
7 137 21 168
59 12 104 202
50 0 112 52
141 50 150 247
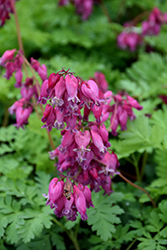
10 0 28 77
131 154 141 182
2 107 9 127
52 218 80 250
52 218 67 231
100 0 112 22
68 231 81 250
125 238 137 250
140 151 148 180
75 220 80 238
118 172 156 208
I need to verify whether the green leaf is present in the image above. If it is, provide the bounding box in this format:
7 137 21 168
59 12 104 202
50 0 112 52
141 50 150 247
0 215 8 237
158 201 167 223
87 191 124 241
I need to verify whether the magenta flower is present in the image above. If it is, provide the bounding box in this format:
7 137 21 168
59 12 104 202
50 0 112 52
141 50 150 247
15 106 33 129
50 76 66 106
0 0 17 26
8 98 25 115
47 73 61 93
75 130 90 149
83 186 94 208
38 79 49 104
81 79 100 105
47 178 64 208
91 128 106 153
14 69 23 88
38 64 47 81
41 104 56 131
0 49 16 66
74 185 88 220
30 58 40 71
65 74 79 102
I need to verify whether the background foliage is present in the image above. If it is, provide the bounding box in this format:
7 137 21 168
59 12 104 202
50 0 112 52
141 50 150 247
1 0 167 249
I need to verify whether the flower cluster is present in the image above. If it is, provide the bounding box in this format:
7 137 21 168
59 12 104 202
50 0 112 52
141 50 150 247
117 29 142 52
44 178 94 221
117 7 167 51
0 0 17 26
40 69 142 220
58 0 99 20
107 92 143 135
0 49 47 128
142 7 167 36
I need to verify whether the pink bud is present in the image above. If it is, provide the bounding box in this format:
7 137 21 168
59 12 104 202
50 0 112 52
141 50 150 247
127 96 143 110
30 58 40 71
0 49 16 66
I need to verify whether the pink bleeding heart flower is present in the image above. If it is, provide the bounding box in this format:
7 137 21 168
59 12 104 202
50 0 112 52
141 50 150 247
15 106 33 129
83 186 94 208
91 129 106 153
51 76 66 106
21 87 34 101
8 98 25 115
94 72 108 93
65 74 79 102
14 69 23 88
47 73 61 93
47 178 64 208
41 104 56 131
127 96 143 110
73 185 88 220
38 79 49 104
30 58 40 71
75 130 90 149
4 61 15 79
81 79 100 104
38 64 47 81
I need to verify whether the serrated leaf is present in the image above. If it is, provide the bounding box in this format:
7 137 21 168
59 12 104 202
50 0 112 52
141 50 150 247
0 215 8 237
18 218 43 243
158 201 167 223
50 231 66 250
87 191 124 241
159 226 167 238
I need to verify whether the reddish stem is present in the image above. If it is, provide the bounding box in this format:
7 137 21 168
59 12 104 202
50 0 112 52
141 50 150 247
118 172 156 208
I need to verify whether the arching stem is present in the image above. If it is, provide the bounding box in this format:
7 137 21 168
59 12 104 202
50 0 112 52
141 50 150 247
118 172 156 208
